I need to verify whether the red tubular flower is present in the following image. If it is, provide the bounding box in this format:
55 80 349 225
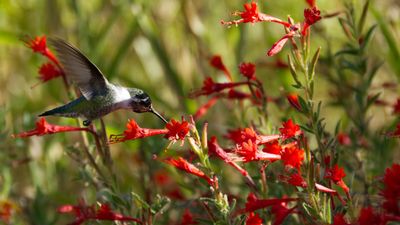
286 93 302 111
357 207 385 225
36 62 62 83
235 193 298 216
262 141 282 162
239 62 256 80
24 36 60 67
221 1 291 27
12 118 90 138
164 119 190 141
387 123 400 137
267 32 295 56
109 119 168 143
301 7 322 35
208 136 250 177
393 99 400 114
381 164 400 215
325 164 350 195
210 55 232 81
337 132 351 146
271 200 297 225
333 214 350 225
180 209 196 225
280 146 304 170
287 172 308 188
189 77 249 97
226 89 252 100
163 157 214 185
234 140 281 162
246 212 263 225
58 201 141 225
279 119 301 140
193 97 218 120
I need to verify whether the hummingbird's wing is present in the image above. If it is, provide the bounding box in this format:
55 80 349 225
49 38 109 100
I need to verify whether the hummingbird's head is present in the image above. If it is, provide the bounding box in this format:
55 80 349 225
129 90 168 123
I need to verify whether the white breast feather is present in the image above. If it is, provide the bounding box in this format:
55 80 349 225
112 86 131 109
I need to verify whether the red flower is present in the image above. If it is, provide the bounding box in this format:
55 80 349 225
221 2 291 27
262 141 281 162
302 7 322 35
210 55 232 81
180 209 196 225
267 31 296 56
280 146 304 169
270 199 297 225
58 201 141 225
37 62 62 83
163 157 214 185
381 164 400 215
287 172 308 188
0 201 15 224
208 136 250 177
234 140 281 162
325 164 350 195
279 119 301 140
239 62 256 80
164 119 190 141
333 214 350 225
12 118 90 138
193 97 218 120
393 98 400 114
357 207 385 225
225 127 258 145
226 89 252 100
189 77 249 97
246 212 263 225
337 132 351 146
286 93 302 111
109 119 168 143
235 193 298 216
387 123 400 137
24 36 60 67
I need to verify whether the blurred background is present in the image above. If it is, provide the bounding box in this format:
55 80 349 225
0 0 399 224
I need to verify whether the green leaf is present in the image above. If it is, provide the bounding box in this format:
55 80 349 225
358 0 370 35
309 47 321 81
360 24 377 53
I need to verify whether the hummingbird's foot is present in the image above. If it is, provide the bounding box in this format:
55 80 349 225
83 120 92 126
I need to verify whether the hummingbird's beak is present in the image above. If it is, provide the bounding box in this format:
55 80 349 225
150 106 168 124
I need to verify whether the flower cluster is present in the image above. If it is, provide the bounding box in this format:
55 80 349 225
58 200 141 225
190 55 267 120
24 36 64 86
221 1 322 56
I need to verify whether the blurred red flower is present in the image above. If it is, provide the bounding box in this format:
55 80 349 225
163 157 214 185
190 77 248 97
381 164 400 215
235 193 298 215
180 209 196 225
287 172 308 188
246 212 263 225
337 132 351 146
267 32 296 56
12 118 90 138
239 62 256 80
193 97 218 120
37 62 62 83
210 55 232 81
271 199 297 225
286 93 302 111
58 201 141 225
357 207 385 225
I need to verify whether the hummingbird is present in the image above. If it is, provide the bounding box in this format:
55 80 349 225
39 38 167 126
